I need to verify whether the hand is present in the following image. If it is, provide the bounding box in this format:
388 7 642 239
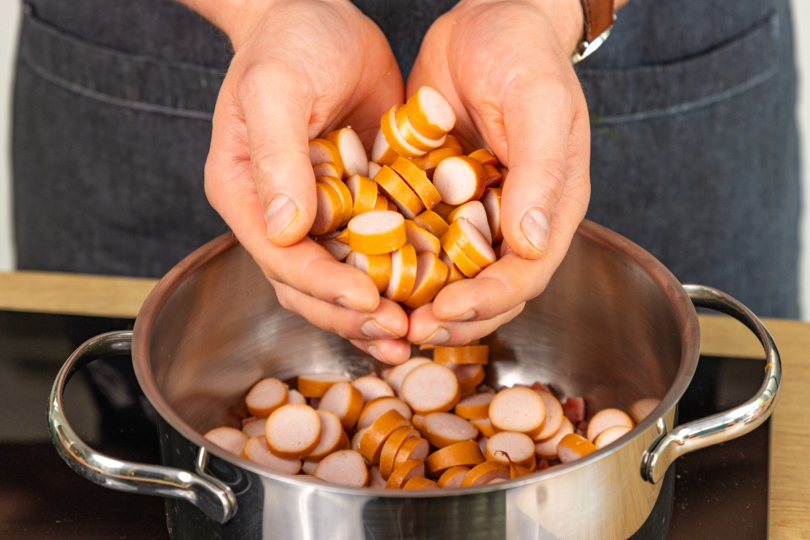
202 0 412 364
405 0 592 346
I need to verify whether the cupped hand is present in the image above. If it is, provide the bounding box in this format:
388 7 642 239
405 0 592 346
203 0 411 364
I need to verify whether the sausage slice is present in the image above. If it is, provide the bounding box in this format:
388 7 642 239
347 210 407 255
401 363 461 414
245 377 288 418
241 436 302 474
265 404 321 459
204 427 248 456
314 450 370 487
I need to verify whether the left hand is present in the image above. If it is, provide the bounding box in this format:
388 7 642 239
405 0 592 346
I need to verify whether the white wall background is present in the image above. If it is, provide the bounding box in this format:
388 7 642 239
0 2 808 319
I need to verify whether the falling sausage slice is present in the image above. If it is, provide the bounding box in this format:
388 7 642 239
446 201 493 244
313 161 342 179
379 426 421 479
594 425 633 450
346 174 379 218
381 105 426 158
532 390 564 441
371 128 401 166
357 396 413 429
391 156 441 210
557 433 596 464
204 427 249 456
325 127 368 178
309 138 344 177
629 398 661 424
586 408 634 442
319 382 364 429
433 156 486 205
454 391 495 419
385 458 425 489
403 476 440 490
242 418 266 439
358 409 410 464
470 417 496 438
373 166 425 219
306 410 349 462
297 373 352 398
316 176 353 227
245 378 289 418
437 466 470 488
460 461 510 487
404 253 448 309
404 220 441 256
349 252 392 294
485 432 537 470
434 345 489 365
241 436 302 474
314 450 370 487
414 209 450 238
440 251 466 285
351 376 395 403
535 417 574 459
481 188 503 244
425 440 484 476
489 387 546 439
265 404 321 460
394 104 446 153
369 465 387 488
348 210 407 255
402 363 461 414
386 357 433 398
482 164 503 188
441 218 496 269
310 183 343 236
384 243 418 302
406 86 456 139
421 412 478 448
448 364 486 395
392 437 430 471
563 397 586 423
410 147 464 179
468 149 498 166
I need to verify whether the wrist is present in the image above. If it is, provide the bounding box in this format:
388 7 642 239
531 0 585 55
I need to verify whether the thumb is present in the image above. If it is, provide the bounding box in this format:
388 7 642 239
238 67 316 247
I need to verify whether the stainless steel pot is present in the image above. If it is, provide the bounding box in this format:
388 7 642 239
48 220 781 540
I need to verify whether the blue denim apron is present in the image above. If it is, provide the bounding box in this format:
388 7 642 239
12 0 800 317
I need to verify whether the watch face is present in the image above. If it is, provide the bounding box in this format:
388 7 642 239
571 15 616 64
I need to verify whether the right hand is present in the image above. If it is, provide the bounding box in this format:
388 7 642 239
204 0 411 364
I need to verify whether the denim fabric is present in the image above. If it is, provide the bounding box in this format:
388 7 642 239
12 0 800 317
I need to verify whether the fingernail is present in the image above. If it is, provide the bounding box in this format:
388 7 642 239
367 345 387 363
265 195 297 239
521 208 549 251
361 320 398 339
447 310 476 322
419 327 450 345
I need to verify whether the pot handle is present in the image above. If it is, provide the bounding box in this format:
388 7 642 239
48 331 237 523
640 285 782 484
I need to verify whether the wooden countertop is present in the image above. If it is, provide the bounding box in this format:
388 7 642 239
1 270 807 538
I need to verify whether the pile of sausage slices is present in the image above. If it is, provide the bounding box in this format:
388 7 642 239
204 344 660 489
308 86 507 309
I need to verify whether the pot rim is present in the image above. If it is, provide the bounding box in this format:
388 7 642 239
132 221 700 497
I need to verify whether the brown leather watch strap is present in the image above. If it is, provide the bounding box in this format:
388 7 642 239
579 0 614 44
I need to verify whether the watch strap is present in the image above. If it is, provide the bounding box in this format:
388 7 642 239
580 0 614 44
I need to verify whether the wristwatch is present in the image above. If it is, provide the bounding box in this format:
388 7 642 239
571 0 616 64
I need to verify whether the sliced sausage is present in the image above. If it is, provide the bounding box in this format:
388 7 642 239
316 176 353 227
370 128 400 166
509 462 532 479
310 183 343 235
245 377 288 418
421 412 478 448
379 426 421 479
309 138 344 176
381 105 426 158
301 459 318 476
305 410 349 461
403 476 440 490
485 432 536 470
412 414 425 433
325 127 368 178
532 390 564 441
482 164 503 188
351 376 395 403
265 404 321 460
404 221 441 256
460 461 510 487
386 357 432 398
402 363 461 414
404 253 448 309
434 345 489 365
414 209 450 238
629 398 661 424
443 241 483 278
448 364 486 395
433 156 486 205
347 210 407 255
297 373 352 398
346 174 378 217
242 418 266 439
441 134 463 152
314 450 370 487
535 417 574 459
489 387 546 438
357 397 413 429
478 437 488 456
468 149 498 166
313 161 342 178
373 191 389 211
385 458 425 489
394 104 446 153
369 465 387 488
563 397 586 423
204 427 249 456
437 466 470 488
392 437 430 471
286 389 306 405
557 433 596 464
425 440 484 476
586 408 634 442
454 391 495 419
405 86 456 139
383 243 418 302
470 417 496 438
368 161 382 179
446 201 493 243
349 252 392 294
352 427 367 454
441 218 496 269
319 382 364 429
440 251 466 285
318 237 352 261
481 187 503 244
373 165 425 219
594 425 633 450
391 156 441 210
409 147 463 179
358 409 410 464
241 436 302 474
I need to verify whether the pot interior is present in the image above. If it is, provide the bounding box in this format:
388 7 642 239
140 222 692 438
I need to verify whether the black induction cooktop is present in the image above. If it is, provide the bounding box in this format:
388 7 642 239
0 311 769 539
